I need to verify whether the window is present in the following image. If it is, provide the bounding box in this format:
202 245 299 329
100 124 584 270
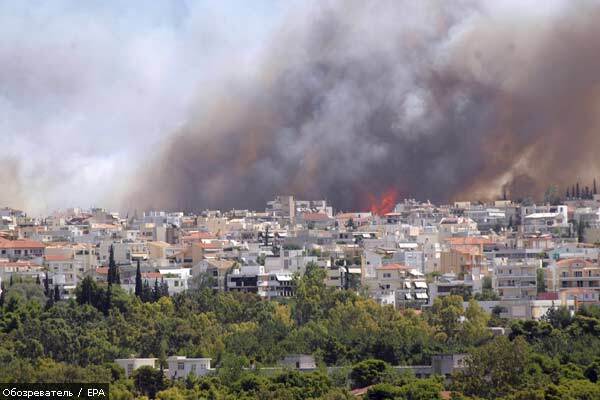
383 273 391 278
575 271 582 277
174 281 179 287
178 362 184 370
191 364 196 373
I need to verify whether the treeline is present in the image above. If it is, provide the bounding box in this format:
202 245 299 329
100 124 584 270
0 264 599 399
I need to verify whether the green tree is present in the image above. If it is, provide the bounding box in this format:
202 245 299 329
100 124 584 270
453 336 529 398
133 366 165 399
350 359 391 389
293 262 328 325
135 260 143 298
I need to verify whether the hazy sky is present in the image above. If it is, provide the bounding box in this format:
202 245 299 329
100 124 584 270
0 0 573 214
0 0 295 214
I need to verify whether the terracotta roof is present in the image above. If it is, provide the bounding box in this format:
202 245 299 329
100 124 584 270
95 267 109 275
301 212 331 222
446 237 493 246
556 258 595 267
376 263 409 271
537 292 559 300
0 238 45 249
45 254 73 262
142 272 162 280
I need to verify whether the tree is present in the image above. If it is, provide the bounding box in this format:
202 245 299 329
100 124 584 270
0 281 5 308
141 280 152 303
107 245 120 285
429 295 464 340
537 268 546 293
576 182 581 199
53 285 61 302
153 279 161 302
133 366 165 399
543 185 560 205
44 271 50 296
35 275 41 285
594 179 598 196
135 260 143 298
293 262 328 325
350 359 390 389
453 336 529 398
160 279 169 298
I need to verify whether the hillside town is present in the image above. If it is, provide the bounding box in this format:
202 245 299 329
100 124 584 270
2 190 600 320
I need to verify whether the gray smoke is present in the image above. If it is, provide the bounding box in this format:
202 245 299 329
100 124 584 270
132 0 600 211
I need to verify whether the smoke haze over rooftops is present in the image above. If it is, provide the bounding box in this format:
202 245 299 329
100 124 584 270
2 1 600 213
130 0 600 212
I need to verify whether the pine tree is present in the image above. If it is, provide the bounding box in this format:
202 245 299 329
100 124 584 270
135 260 143 298
53 285 61 302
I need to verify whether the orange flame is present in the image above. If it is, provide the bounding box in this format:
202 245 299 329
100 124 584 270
367 188 398 215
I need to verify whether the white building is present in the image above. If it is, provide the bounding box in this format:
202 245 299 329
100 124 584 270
166 356 212 379
115 358 158 378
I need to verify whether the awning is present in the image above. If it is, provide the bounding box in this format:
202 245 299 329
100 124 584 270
404 281 412 289
414 281 428 289
415 292 428 299
404 293 413 300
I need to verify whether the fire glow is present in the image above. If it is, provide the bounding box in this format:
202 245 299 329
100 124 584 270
367 188 398 216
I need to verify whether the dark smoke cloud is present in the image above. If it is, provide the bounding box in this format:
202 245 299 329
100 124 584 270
131 0 600 212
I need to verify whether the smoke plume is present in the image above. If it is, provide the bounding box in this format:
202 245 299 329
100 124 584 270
131 0 600 212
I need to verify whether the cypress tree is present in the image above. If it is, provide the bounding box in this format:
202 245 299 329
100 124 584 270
566 187 570 199
160 278 169 297
142 280 152 303
594 179 598 195
107 245 115 284
153 278 160 302
44 271 50 296
9 275 13 287
107 245 120 285
104 284 113 315
585 186 590 199
576 182 581 198
35 275 41 285
135 260 143 298
45 292 54 310
53 285 61 302
0 282 5 308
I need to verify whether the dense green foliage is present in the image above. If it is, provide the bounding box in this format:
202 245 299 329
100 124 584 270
1 267 600 399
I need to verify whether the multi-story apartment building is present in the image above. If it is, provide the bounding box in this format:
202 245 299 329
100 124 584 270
545 258 600 293
492 258 539 300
